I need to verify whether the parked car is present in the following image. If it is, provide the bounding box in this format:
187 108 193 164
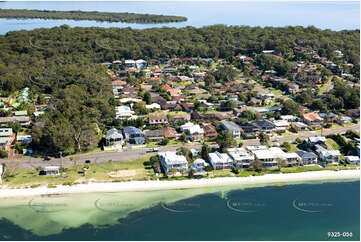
43 157 51 161
147 148 159 153
85 160 91 164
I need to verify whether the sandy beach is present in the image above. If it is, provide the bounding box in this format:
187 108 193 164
0 169 359 198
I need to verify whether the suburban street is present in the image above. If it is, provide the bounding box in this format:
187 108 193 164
1 124 359 169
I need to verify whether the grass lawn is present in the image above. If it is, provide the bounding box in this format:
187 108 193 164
287 144 299 152
281 165 323 173
317 77 332 95
3 155 155 187
326 138 340 150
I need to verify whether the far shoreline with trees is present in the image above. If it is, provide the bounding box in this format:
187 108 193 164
0 8 188 24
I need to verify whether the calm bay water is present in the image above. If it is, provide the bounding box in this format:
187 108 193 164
0 180 359 241
0 1 359 34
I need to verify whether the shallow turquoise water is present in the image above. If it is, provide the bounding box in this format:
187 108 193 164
0 1 359 34
0 180 359 240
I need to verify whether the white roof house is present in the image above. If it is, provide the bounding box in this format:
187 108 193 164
273 120 290 127
308 136 326 144
146 103 161 109
227 148 254 168
245 145 268 152
115 106 135 119
344 156 360 164
314 145 341 164
268 147 300 164
180 122 204 140
158 151 188 173
209 152 233 170
0 128 12 137
17 135 32 144
191 158 208 174
280 115 297 122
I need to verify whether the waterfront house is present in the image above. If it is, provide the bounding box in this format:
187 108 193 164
296 150 318 165
220 121 242 138
227 148 254 169
314 144 340 164
209 151 234 170
158 151 188 173
123 126 145 144
268 147 301 166
190 158 208 174
105 128 123 146
42 166 60 176
344 156 360 164
251 149 277 168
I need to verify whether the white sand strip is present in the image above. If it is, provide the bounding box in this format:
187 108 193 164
0 169 359 198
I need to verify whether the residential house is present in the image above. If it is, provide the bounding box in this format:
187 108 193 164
306 136 326 149
144 129 164 142
0 116 30 126
146 103 161 110
268 147 301 166
42 166 60 175
124 60 136 68
293 121 308 131
149 113 168 125
238 123 260 136
273 120 290 133
163 126 178 139
344 156 360 164
115 106 135 120
17 135 32 144
314 144 340 164
208 151 234 170
170 113 191 123
123 126 145 144
254 120 276 133
345 109 360 118
296 150 318 165
105 128 123 146
227 148 254 169
158 151 188 173
180 122 204 141
202 124 218 138
252 149 277 168
302 112 323 126
220 121 242 138
0 128 12 149
280 115 297 122
190 158 208 174
181 103 195 112
287 82 299 94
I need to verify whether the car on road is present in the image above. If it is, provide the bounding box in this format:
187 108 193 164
43 157 51 161
85 160 91 164
147 148 159 153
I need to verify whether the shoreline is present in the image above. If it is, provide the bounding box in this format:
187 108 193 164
0 169 359 198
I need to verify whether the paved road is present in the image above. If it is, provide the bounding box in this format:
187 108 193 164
1 124 359 169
